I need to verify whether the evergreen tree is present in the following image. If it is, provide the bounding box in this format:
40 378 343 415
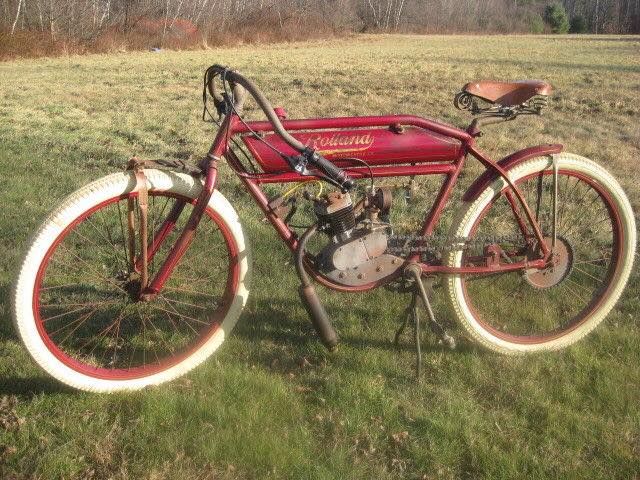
544 3 570 33
569 15 588 33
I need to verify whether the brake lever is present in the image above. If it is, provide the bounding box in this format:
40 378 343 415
284 153 310 176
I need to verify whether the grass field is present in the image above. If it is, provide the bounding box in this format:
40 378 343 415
0 34 639 479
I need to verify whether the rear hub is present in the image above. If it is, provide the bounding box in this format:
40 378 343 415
524 236 574 289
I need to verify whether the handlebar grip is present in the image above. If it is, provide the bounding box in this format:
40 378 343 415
309 151 354 191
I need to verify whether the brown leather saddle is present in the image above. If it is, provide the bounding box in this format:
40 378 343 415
461 80 552 107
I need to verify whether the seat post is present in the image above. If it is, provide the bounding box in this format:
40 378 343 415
466 115 515 137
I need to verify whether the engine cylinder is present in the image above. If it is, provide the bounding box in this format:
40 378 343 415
323 205 356 236
314 192 355 240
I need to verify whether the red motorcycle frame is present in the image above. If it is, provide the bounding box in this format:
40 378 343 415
141 111 560 299
17 64 634 390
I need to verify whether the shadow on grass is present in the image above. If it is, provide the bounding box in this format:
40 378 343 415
0 376 71 396
0 283 17 341
0 292 482 396
233 300 319 348
233 297 431 350
232 297 479 372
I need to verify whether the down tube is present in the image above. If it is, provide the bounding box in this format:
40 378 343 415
225 149 300 252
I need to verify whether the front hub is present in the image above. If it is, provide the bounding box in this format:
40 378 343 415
116 270 142 302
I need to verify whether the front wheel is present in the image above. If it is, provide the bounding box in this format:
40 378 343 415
13 169 251 392
446 153 636 354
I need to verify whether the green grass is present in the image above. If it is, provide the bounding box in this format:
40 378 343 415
0 34 639 479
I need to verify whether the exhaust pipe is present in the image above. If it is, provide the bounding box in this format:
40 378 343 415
295 225 338 351
299 284 337 350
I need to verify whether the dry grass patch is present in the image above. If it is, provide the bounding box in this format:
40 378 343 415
0 34 638 479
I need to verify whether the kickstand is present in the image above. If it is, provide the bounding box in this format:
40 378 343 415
393 293 415 346
394 264 456 381
394 289 425 380
393 292 422 382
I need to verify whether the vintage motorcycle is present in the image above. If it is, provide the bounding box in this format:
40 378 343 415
13 65 636 392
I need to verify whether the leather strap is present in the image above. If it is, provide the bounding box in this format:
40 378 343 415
126 157 150 290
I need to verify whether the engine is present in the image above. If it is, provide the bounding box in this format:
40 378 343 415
313 187 400 285
313 191 356 243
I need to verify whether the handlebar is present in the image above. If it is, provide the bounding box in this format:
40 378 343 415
205 64 354 191
304 150 354 191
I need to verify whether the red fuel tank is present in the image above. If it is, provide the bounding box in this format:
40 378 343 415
241 126 462 174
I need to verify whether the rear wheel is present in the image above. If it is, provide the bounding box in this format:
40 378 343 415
445 153 635 354
13 170 250 391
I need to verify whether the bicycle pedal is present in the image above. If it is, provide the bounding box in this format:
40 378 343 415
427 319 456 350
440 332 456 350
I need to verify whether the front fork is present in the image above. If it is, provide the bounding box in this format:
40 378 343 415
125 152 219 302
135 155 219 302
126 114 237 301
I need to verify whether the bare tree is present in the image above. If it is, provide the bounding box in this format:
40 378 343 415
2 0 639 57
11 0 25 34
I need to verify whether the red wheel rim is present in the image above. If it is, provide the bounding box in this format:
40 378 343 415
460 169 624 344
32 192 240 380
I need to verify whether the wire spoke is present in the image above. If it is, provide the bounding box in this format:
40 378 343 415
42 305 91 323
558 282 589 306
55 306 102 345
161 296 210 311
565 276 597 297
162 285 219 298
85 212 128 269
460 168 618 338
40 282 89 291
573 257 611 266
137 310 161 366
573 266 604 283
104 306 127 368
153 297 206 330
41 299 120 309
143 312 178 357
97 207 130 270
55 244 129 295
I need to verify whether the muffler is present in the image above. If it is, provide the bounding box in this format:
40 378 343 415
295 225 338 351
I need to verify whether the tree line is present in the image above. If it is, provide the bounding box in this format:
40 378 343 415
1 0 638 58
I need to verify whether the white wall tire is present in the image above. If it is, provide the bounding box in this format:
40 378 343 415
13 169 251 392
445 153 636 354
